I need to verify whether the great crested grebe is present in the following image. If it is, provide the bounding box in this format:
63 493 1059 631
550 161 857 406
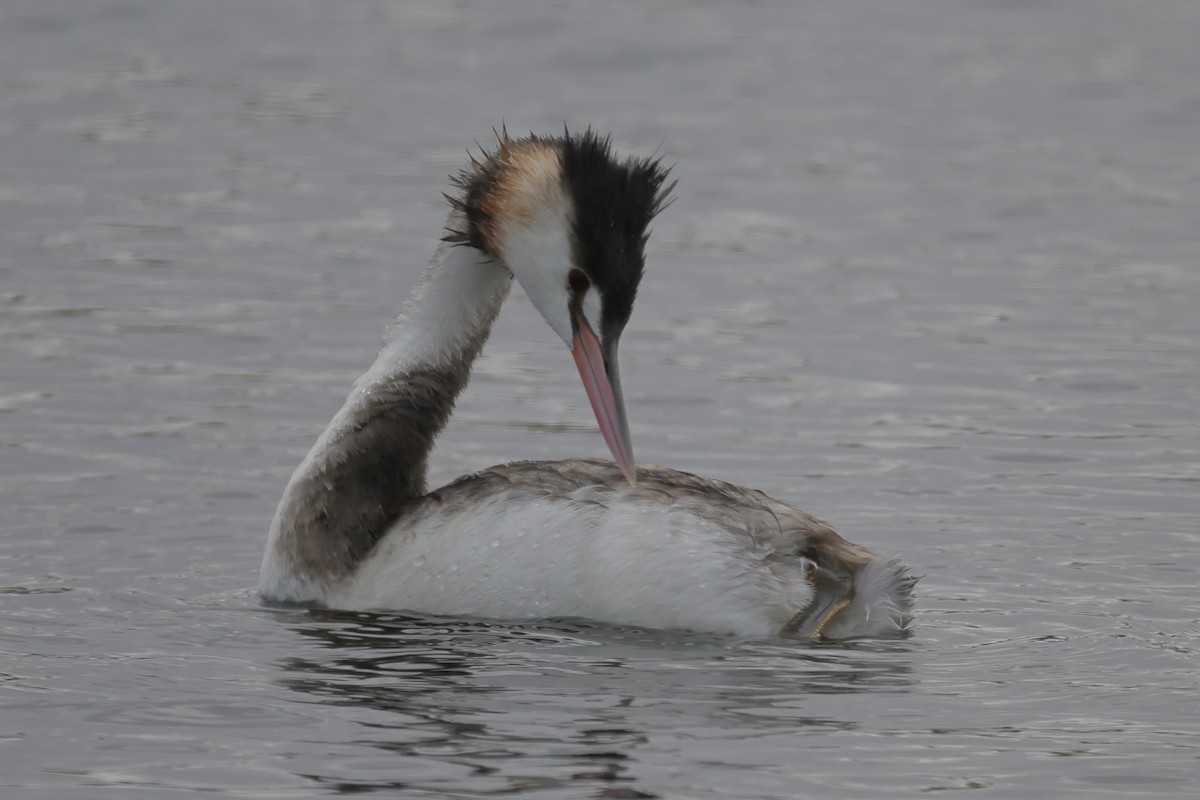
260 129 914 639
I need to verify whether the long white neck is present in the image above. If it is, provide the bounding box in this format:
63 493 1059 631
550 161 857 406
261 220 513 600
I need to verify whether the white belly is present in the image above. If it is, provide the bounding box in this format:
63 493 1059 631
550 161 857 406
330 491 811 636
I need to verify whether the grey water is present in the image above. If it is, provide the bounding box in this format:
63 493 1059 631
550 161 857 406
2 1 1198 797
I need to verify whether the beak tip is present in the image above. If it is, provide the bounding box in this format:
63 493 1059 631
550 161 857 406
622 465 638 487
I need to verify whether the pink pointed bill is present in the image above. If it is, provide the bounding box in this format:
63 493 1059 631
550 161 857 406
571 311 637 485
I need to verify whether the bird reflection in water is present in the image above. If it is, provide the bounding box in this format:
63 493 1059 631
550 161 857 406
271 610 915 797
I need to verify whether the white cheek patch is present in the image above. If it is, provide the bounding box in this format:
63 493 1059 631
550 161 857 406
500 203 576 346
581 287 603 339
485 147 590 349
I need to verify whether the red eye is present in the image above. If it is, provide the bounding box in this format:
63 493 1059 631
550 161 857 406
568 269 590 294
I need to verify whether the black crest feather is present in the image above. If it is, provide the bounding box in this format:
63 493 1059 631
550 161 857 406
560 128 674 335
442 130 513 250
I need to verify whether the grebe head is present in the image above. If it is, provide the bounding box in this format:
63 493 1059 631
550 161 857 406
446 129 673 485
